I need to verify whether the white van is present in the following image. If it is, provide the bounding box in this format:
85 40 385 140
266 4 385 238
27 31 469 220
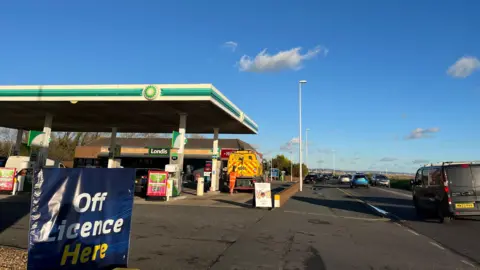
5 156 65 192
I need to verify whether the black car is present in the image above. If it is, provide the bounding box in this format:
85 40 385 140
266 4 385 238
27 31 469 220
412 162 480 223
304 174 319 184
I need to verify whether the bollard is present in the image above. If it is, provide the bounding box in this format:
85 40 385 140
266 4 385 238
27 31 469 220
197 177 204 196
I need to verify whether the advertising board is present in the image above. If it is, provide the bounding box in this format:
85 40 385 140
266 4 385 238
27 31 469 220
27 168 135 270
146 170 168 197
254 182 272 208
0 168 15 191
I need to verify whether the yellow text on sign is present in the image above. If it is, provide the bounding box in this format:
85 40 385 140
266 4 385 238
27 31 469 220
61 243 108 265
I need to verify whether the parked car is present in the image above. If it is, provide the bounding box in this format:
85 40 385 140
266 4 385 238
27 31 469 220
339 174 352 184
350 174 370 188
322 173 333 181
411 162 480 223
371 174 391 187
304 174 319 184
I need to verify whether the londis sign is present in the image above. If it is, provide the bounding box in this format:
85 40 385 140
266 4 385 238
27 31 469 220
148 148 170 157
27 168 134 270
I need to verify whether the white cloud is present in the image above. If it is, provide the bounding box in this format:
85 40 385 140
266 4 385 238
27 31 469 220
289 137 300 144
238 45 327 72
223 41 238 52
380 157 397 162
447 56 480 78
405 127 440 140
412 159 429 164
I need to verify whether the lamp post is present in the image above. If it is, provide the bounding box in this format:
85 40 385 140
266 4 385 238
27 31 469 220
332 149 336 175
298 80 307 192
306 128 310 172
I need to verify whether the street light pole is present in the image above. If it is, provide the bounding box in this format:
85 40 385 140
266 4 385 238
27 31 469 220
298 80 307 192
271 156 273 182
306 128 310 173
332 149 336 175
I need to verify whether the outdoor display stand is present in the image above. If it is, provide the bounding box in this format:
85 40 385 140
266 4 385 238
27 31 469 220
146 170 169 201
0 168 16 194
253 182 272 209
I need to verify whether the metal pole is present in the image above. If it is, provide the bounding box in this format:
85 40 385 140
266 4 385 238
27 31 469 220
290 151 293 182
333 150 336 175
306 128 309 172
299 81 304 191
271 157 273 182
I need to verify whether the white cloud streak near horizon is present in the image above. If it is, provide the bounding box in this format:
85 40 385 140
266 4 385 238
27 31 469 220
238 46 327 72
447 56 480 78
405 127 440 140
223 41 238 52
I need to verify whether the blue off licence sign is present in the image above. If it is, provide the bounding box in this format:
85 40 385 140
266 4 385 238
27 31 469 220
27 168 135 270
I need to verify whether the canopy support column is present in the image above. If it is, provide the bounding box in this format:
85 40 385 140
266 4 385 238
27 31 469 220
108 127 117 168
210 128 219 192
36 113 53 169
176 113 187 194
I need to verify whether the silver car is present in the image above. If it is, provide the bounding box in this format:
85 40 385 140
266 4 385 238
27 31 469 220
339 174 352 184
371 174 390 187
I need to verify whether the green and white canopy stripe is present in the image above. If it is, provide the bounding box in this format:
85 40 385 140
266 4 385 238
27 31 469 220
0 84 258 133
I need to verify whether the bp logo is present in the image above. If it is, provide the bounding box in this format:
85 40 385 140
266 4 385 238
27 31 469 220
239 112 245 121
143 85 159 100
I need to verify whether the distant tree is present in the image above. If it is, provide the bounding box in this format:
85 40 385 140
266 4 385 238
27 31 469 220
292 163 309 177
188 134 206 139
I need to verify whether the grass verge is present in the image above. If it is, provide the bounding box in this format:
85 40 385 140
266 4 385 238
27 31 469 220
389 178 413 191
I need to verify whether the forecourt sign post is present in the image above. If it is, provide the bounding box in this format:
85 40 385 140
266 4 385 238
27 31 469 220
27 168 135 270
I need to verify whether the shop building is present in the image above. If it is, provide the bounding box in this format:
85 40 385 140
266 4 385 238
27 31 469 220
74 137 256 172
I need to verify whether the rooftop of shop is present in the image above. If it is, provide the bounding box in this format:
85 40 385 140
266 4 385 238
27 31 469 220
86 137 256 150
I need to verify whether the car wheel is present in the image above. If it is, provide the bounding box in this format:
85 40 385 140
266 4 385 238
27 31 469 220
413 197 424 217
437 203 452 224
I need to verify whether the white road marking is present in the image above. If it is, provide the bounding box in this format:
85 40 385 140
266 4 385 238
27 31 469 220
283 210 389 221
372 186 411 198
407 229 419 236
367 203 389 216
429 241 445 250
461 260 476 268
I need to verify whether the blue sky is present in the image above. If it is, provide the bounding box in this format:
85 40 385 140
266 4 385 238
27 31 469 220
0 1 479 173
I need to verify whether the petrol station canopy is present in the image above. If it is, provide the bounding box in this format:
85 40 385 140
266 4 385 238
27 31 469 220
0 84 258 134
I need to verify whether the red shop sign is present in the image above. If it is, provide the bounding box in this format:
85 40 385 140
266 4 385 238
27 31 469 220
221 149 236 159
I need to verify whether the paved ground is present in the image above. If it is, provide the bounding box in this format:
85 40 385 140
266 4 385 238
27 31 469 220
210 184 473 270
1 182 476 269
343 183 480 266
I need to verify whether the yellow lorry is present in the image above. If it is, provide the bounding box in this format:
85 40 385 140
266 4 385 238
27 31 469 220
227 150 264 190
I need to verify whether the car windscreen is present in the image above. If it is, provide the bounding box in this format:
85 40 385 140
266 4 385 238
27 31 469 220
446 165 480 187
353 175 367 179
376 175 387 180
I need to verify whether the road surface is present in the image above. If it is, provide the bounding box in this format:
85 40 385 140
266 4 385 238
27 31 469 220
1 182 477 269
340 183 480 266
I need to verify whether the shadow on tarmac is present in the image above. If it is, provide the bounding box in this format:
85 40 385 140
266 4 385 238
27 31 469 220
291 195 382 217
0 193 31 234
214 199 253 208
